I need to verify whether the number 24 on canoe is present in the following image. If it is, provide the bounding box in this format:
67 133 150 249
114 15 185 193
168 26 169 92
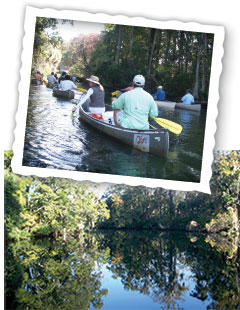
152 117 182 135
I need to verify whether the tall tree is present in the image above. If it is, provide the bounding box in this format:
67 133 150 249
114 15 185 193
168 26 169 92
193 35 203 99
201 33 208 95
148 28 157 74
116 25 123 65
129 26 134 62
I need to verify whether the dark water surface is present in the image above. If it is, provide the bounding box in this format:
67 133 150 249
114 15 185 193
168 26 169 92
6 230 240 309
23 85 207 182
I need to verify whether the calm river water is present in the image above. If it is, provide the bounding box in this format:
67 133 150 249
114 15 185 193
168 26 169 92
23 85 207 182
6 230 240 310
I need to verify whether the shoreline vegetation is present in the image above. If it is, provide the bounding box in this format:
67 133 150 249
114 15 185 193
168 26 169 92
4 150 240 239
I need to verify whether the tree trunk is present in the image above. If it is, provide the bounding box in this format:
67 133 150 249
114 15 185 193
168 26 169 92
148 28 157 74
164 30 173 65
178 31 185 69
154 30 162 69
129 26 134 62
201 33 208 95
233 206 239 233
116 25 122 65
172 31 177 63
193 40 203 99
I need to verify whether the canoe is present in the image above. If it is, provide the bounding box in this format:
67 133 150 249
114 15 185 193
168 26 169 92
175 103 201 111
52 87 75 99
31 79 43 85
79 104 169 158
46 82 56 89
155 100 176 109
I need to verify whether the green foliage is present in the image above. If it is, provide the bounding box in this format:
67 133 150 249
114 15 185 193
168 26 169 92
101 152 240 233
61 33 101 77
4 150 13 171
211 151 240 210
4 152 109 241
32 17 63 76
86 26 214 99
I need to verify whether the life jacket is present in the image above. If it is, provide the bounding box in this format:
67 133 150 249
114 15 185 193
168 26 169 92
89 86 105 108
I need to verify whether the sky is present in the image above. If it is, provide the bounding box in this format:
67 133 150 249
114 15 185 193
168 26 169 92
55 19 105 41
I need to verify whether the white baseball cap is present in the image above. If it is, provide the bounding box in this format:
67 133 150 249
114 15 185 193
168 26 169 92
133 75 145 86
157 85 163 89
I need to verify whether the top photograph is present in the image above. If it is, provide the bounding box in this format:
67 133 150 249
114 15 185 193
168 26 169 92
12 7 224 191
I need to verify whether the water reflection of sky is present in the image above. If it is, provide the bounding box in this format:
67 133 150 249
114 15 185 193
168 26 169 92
94 263 209 310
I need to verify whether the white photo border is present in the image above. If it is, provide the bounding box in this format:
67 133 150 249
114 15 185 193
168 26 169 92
12 6 225 194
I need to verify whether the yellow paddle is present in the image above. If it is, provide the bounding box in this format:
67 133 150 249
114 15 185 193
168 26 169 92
152 117 182 135
111 90 120 96
77 87 87 92
43 79 47 85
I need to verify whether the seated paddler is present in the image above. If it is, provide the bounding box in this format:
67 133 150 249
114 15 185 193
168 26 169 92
77 75 105 114
112 75 158 130
59 74 77 91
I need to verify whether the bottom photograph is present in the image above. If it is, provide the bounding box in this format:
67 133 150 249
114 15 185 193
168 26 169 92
4 150 240 310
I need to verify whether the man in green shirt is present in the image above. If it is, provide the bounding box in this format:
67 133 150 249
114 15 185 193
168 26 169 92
112 75 158 130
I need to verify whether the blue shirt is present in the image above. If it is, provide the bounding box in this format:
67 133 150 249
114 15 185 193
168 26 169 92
181 93 194 105
152 89 165 101
112 87 158 130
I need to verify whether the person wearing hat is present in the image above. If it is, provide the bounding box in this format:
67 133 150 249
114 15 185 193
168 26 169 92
152 85 166 101
59 74 77 91
77 75 105 114
112 75 158 130
181 89 194 105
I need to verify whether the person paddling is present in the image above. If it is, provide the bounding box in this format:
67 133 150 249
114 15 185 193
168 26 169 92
152 85 166 101
75 75 105 114
112 75 158 130
59 75 77 91
58 72 67 85
47 72 57 87
33 71 43 84
181 89 194 105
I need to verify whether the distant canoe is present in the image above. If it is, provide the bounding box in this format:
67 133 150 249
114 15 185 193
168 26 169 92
155 101 176 109
46 82 56 89
52 87 75 99
31 79 43 85
175 103 201 111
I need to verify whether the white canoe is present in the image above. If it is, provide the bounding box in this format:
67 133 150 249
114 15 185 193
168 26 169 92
175 103 201 112
155 101 176 109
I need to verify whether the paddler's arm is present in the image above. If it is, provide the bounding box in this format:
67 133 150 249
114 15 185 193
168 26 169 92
149 100 158 118
71 82 78 90
73 88 93 113
112 95 124 110
78 88 93 106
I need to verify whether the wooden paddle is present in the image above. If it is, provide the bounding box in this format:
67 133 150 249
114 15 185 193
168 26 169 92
152 117 182 135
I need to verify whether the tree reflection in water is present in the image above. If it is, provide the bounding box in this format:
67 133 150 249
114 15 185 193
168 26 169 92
5 231 240 309
5 237 108 310
97 230 240 310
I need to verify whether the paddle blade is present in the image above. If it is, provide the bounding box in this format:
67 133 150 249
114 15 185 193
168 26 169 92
77 87 87 92
43 79 47 85
152 117 182 135
111 90 120 96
